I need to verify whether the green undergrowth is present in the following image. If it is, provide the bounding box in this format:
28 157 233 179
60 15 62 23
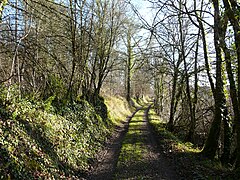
148 108 236 179
0 89 127 179
115 110 147 178
150 119 200 153
148 108 200 153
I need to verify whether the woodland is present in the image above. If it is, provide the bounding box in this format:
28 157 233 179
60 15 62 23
1 0 240 179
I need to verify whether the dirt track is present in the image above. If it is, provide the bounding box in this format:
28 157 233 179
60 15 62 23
88 106 178 179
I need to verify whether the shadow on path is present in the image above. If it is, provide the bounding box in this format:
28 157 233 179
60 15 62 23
115 105 178 180
88 109 140 179
88 105 178 180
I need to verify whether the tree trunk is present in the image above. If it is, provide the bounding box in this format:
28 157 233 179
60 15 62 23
126 57 131 102
219 15 234 164
202 0 225 159
196 14 215 97
178 5 195 142
66 0 77 103
126 28 133 102
186 30 200 143
167 65 178 132
222 0 240 168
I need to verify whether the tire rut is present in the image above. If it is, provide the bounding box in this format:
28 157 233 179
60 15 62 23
88 105 178 180
88 109 140 180
115 105 177 179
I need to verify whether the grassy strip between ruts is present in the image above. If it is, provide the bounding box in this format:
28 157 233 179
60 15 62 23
115 109 148 179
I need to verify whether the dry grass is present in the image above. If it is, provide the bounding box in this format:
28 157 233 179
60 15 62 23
104 96 132 126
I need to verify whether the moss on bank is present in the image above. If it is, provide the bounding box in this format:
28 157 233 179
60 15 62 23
0 92 130 179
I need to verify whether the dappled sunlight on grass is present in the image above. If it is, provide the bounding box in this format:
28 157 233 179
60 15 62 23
147 108 236 179
116 109 148 178
142 95 153 104
130 98 142 108
115 106 178 179
149 118 200 154
148 109 161 121
104 96 132 126
174 142 201 153
118 142 146 165
131 97 152 108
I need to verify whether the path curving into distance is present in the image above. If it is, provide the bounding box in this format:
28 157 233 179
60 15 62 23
88 105 177 180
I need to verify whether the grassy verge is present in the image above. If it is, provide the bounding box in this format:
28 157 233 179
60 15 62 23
148 108 236 179
104 96 132 127
130 96 151 108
